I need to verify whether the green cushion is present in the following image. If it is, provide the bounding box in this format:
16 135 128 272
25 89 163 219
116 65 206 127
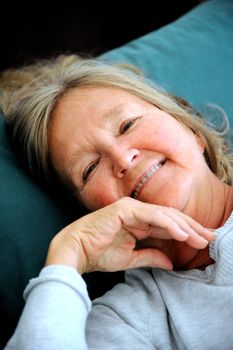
0 115 76 344
101 0 233 129
1 0 233 346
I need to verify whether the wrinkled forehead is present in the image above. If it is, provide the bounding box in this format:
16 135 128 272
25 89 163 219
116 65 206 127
49 84 155 143
48 86 146 167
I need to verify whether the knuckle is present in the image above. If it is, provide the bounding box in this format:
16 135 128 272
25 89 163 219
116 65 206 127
167 207 179 214
117 196 134 206
152 207 163 216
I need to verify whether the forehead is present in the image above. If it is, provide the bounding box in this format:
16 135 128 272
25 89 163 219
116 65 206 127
50 85 153 144
53 85 149 119
49 85 150 170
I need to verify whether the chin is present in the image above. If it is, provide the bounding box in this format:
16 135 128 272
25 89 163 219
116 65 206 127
140 193 190 214
140 167 196 211
140 180 194 214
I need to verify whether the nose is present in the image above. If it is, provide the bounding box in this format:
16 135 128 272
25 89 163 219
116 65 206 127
111 146 140 178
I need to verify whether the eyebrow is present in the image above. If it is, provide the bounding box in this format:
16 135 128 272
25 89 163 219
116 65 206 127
101 103 127 126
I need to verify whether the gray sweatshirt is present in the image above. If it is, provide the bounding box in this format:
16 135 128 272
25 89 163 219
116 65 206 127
5 213 233 349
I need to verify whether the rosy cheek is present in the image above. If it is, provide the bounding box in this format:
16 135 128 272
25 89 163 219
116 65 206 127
96 194 113 209
134 128 163 151
83 187 116 210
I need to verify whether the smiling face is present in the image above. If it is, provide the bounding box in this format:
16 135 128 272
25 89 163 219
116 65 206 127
50 86 208 212
49 85 215 268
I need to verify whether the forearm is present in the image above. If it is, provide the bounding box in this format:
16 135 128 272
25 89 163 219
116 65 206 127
4 265 91 350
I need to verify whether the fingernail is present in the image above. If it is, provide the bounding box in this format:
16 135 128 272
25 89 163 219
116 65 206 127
201 238 209 247
178 230 189 239
205 230 216 239
159 262 173 271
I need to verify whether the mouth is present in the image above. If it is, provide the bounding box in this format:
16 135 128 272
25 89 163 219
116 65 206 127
130 159 166 199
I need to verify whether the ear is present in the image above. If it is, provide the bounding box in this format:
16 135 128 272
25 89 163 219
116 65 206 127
194 133 206 153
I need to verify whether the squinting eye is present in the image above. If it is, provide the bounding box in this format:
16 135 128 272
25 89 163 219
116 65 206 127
83 161 99 181
120 119 136 134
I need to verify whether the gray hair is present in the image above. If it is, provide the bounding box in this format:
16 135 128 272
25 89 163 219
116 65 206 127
1 54 233 193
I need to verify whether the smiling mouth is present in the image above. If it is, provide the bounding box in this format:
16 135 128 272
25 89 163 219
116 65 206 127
130 159 166 199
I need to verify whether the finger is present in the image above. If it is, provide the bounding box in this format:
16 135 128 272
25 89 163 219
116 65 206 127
119 201 191 241
168 220 209 249
159 210 213 248
137 211 196 242
147 212 210 249
127 248 173 270
117 199 213 248
148 218 191 241
174 211 216 240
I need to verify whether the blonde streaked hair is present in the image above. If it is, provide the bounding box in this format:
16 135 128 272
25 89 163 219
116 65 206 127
0 54 233 193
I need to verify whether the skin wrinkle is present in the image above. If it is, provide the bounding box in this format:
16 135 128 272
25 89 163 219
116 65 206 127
66 105 129 191
49 86 233 270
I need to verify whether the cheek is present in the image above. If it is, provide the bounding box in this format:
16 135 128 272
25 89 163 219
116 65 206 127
140 116 193 151
81 182 118 210
134 121 179 154
136 133 178 160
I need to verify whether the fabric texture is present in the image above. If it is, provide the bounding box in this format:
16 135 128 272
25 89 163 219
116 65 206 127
5 212 233 349
1 0 233 347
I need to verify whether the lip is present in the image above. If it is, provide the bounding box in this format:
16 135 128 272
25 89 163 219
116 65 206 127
130 159 166 199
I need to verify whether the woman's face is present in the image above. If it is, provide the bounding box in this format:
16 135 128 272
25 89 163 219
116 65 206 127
50 85 208 211
50 86 211 267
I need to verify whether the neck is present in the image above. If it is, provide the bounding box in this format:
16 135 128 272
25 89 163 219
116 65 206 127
181 177 233 271
219 184 233 226
205 182 233 229
181 246 215 270
189 175 233 230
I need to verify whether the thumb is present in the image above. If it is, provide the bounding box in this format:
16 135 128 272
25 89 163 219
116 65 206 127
129 249 173 270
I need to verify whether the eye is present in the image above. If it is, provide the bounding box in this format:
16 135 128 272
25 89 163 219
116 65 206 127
120 118 136 134
83 161 99 182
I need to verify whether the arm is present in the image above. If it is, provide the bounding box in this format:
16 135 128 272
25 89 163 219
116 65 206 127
5 265 91 350
4 198 215 349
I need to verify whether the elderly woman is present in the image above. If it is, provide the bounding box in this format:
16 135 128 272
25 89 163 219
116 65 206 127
1 55 233 349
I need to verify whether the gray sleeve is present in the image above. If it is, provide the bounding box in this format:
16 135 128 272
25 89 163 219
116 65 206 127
87 303 156 350
4 265 91 350
86 270 158 350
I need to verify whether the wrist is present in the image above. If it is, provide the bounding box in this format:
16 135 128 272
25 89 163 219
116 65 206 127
45 232 88 275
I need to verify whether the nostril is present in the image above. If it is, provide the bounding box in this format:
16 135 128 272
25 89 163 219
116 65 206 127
119 169 126 177
113 148 140 177
131 149 140 162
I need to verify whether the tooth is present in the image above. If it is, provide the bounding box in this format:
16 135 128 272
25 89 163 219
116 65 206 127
131 161 165 199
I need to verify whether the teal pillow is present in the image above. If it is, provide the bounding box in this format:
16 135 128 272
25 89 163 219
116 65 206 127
101 0 233 129
1 0 233 346
0 114 76 345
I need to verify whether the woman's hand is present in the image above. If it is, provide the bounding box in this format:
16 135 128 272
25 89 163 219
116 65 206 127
45 197 215 274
